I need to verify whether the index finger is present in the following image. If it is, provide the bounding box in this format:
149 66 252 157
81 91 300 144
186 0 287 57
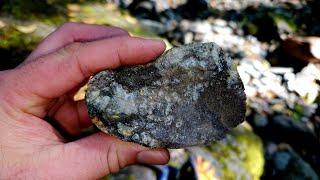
24 23 129 63
16 36 166 99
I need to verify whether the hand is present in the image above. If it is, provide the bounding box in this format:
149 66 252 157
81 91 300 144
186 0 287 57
0 23 169 179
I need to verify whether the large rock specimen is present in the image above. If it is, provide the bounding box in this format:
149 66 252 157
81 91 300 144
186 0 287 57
85 42 246 148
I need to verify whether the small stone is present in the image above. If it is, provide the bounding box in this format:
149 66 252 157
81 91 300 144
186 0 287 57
0 20 6 28
274 152 291 170
180 19 192 31
183 32 194 44
86 42 246 148
190 21 212 34
139 19 167 34
107 165 157 180
253 114 268 127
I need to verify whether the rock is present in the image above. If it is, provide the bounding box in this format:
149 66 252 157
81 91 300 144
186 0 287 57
107 165 157 180
253 114 268 127
105 124 264 179
183 147 222 179
15 24 37 34
109 0 134 8
252 115 320 172
0 20 6 28
205 124 265 180
287 63 320 104
168 149 189 169
139 19 167 34
179 19 191 31
264 144 319 180
190 21 212 34
128 0 187 13
183 32 193 44
86 42 246 148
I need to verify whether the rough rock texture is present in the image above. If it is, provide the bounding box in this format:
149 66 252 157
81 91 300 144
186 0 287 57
85 42 246 148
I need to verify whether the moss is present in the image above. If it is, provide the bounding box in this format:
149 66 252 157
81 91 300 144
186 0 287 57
1 2 170 70
67 3 157 37
1 2 163 44
0 25 41 69
0 0 106 25
206 123 265 180
1 1 64 24
233 127 265 179
268 11 297 33
0 27 40 50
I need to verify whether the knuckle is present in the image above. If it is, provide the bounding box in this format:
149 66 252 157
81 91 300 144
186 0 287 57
66 42 82 52
59 42 83 57
116 36 128 49
107 143 121 174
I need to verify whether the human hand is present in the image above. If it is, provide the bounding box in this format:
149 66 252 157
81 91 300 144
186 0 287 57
0 23 169 179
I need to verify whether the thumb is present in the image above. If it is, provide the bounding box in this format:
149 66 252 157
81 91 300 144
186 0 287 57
51 133 169 179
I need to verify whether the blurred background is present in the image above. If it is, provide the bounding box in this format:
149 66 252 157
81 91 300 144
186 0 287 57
1 0 320 179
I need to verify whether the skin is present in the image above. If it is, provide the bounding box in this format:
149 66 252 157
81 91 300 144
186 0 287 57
0 23 169 179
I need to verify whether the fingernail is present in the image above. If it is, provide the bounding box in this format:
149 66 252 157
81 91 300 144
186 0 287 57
137 149 170 165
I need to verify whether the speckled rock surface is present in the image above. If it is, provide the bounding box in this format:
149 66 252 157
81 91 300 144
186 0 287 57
85 42 246 148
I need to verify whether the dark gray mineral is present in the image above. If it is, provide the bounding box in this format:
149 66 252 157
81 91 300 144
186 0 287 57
85 42 246 148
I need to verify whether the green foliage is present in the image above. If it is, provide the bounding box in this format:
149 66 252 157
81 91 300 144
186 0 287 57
238 6 298 41
0 26 41 69
0 1 164 70
240 17 258 35
0 27 40 50
2 0 61 18
268 10 297 33
291 104 305 121
1 0 105 22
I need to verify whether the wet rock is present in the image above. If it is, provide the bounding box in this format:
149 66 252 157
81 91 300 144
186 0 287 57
264 144 319 180
253 114 268 127
155 123 265 179
86 42 246 148
252 115 320 172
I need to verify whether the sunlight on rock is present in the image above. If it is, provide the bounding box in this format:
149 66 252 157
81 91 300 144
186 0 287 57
0 20 6 28
15 24 37 34
67 4 81 12
195 157 219 180
74 85 87 101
